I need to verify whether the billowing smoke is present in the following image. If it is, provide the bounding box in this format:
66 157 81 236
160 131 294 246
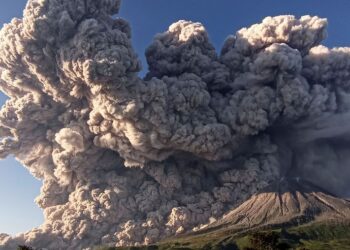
0 0 349 249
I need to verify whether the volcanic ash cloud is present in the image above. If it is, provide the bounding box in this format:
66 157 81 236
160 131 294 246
0 0 350 249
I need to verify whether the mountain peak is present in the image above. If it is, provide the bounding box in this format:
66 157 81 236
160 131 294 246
206 178 350 232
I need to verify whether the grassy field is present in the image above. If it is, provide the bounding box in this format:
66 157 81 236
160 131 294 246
93 221 350 250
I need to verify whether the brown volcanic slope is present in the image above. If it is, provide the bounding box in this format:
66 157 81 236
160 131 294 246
205 178 350 233
154 179 350 250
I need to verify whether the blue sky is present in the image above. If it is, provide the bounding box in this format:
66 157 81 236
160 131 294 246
1 0 350 235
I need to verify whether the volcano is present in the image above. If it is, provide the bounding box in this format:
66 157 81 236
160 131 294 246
204 178 350 233
152 179 350 250
2 0 350 248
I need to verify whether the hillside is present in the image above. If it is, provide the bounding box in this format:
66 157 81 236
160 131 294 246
94 179 350 250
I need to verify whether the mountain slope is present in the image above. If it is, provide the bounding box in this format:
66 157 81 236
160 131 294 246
206 178 350 232
94 179 350 249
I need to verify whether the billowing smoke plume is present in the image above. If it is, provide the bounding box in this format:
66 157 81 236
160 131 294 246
0 0 349 249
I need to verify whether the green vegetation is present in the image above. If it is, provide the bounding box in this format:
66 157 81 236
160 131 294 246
17 221 350 250
93 221 350 250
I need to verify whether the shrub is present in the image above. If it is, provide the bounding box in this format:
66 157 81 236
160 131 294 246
248 231 292 250
17 245 34 250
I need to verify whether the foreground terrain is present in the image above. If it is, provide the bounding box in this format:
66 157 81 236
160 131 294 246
94 221 350 250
